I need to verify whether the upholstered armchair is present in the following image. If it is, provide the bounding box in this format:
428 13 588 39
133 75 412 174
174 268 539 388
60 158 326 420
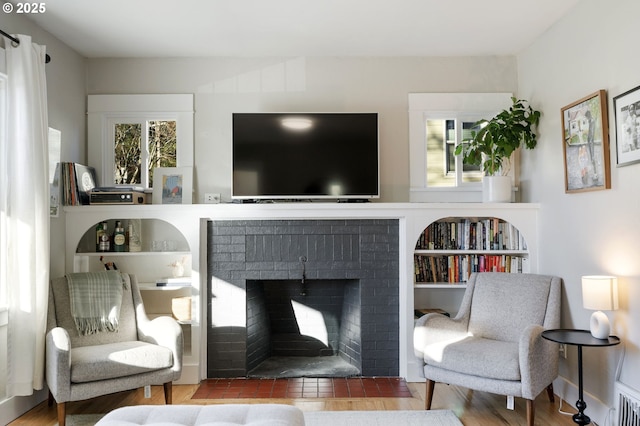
46 272 183 426
413 272 561 426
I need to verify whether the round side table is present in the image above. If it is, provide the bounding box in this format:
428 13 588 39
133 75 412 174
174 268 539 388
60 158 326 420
542 329 620 426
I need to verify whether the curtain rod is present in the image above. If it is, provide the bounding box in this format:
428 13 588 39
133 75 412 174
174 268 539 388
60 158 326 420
0 28 51 63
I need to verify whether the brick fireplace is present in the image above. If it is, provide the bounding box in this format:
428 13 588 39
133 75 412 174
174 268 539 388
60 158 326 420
206 219 399 378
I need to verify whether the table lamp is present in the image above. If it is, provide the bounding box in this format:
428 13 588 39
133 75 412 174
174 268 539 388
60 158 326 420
582 275 618 339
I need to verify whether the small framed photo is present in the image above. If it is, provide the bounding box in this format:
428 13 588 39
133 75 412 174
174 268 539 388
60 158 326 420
613 85 640 167
152 167 192 205
561 90 611 193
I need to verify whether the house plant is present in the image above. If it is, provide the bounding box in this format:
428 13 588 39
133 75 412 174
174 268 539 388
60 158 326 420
454 97 541 202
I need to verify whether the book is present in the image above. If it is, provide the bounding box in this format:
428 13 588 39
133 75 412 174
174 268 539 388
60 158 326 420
74 163 97 205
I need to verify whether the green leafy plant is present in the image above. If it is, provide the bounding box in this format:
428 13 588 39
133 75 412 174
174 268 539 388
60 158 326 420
454 97 541 176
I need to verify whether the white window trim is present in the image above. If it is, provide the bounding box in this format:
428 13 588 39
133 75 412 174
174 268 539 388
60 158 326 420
88 94 194 188
408 92 513 202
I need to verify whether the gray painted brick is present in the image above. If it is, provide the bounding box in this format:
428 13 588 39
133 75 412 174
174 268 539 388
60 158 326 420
207 218 399 377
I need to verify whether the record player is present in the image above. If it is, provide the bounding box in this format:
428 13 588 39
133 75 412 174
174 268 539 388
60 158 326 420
89 187 146 205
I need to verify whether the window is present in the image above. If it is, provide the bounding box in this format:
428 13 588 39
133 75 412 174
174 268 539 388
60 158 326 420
409 93 512 202
88 95 193 189
113 120 177 187
425 118 482 187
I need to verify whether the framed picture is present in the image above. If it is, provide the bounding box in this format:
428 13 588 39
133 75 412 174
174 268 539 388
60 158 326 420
152 167 192 205
613 85 640 167
561 90 611 193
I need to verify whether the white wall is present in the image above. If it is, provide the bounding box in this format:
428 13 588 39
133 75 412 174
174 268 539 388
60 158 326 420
86 56 517 203
518 0 640 418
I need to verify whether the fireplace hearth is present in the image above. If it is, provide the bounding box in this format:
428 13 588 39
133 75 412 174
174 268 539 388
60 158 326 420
207 219 399 378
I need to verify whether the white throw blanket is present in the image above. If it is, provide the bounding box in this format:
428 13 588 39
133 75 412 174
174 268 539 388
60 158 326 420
67 271 126 335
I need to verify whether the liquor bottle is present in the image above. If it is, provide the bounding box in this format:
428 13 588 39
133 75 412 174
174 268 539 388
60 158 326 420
98 221 110 252
95 222 103 251
113 220 126 252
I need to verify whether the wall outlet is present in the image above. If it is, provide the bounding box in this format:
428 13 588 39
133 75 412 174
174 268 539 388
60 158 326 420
204 193 221 204
559 343 567 359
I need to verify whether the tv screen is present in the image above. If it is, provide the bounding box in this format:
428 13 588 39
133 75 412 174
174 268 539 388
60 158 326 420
232 113 379 200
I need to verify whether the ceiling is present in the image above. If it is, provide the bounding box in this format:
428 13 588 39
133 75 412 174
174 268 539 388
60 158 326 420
19 0 581 58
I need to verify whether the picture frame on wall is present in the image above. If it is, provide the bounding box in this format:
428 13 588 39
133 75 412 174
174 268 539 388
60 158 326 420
561 90 611 193
613 84 640 167
152 166 193 204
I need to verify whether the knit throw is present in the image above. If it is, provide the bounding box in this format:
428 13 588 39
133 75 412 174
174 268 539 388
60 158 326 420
67 271 126 335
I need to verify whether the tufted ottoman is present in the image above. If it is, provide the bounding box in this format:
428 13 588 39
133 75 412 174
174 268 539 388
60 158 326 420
95 404 305 426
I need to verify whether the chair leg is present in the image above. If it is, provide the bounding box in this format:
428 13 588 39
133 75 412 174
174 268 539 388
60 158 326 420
546 383 555 402
526 399 534 426
57 402 66 426
425 379 435 410
163 382 173 404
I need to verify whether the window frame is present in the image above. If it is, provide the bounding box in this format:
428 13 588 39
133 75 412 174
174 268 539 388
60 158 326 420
88 94 194 189
409 93 513 202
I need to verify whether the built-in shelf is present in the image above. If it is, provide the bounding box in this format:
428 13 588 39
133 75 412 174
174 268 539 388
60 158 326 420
63 202 539 383
414 283 467 289
76 251 191 257
139 284 192 290
414 249 527 255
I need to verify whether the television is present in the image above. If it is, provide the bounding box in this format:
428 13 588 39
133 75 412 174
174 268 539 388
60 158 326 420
232 112 379 201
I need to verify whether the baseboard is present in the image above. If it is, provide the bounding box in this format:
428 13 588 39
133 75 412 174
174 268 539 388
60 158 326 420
553 376 613 426
174 363 200 384
0 388 47 425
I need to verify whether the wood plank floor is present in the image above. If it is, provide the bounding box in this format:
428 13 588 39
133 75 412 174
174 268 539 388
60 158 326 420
8 381 579 425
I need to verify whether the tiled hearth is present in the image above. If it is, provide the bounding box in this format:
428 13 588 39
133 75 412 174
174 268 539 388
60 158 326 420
207 219 399 378
191 377 413 399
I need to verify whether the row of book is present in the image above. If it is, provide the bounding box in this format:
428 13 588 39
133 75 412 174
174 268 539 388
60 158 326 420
415 218 527 251
414 254 529 284
59 162 97 206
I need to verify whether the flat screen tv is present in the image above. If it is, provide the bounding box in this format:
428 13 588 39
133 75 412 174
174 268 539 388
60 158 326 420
232 112 379 200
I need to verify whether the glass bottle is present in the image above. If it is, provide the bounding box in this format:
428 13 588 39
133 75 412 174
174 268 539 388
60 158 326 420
113 220 126 252
98 221 110 252
95 222 103 252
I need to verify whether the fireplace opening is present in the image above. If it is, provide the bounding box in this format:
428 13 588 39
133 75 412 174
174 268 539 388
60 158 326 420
246 279 361 378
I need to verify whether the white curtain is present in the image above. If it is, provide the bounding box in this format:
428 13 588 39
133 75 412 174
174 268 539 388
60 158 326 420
1 35 49 396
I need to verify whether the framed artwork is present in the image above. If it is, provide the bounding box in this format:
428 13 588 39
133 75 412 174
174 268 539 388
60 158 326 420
561 90 611 193
152 167 192 205
613 85 640 167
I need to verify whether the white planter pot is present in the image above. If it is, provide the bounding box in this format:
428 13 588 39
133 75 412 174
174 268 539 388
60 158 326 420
482 175 512 203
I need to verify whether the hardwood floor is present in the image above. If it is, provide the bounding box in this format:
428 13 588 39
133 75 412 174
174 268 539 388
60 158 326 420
9 381 578 425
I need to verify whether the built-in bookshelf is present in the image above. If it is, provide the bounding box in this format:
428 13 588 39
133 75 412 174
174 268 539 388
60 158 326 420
413 217 529 286
65 212 198 384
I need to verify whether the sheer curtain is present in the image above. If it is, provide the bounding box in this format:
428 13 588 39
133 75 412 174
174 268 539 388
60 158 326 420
1 35 49 396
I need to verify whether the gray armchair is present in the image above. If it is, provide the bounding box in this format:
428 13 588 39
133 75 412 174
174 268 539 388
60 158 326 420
46 272 182 426
413 272 561 426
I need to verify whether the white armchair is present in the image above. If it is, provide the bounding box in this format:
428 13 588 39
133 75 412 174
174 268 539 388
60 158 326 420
46 272 183 426
414 272 561 426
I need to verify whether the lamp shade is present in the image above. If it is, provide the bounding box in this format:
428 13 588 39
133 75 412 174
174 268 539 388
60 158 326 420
582 275 619 311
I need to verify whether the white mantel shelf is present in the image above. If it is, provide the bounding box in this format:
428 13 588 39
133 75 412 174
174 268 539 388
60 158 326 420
64 202 540 383
64 201 539 216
